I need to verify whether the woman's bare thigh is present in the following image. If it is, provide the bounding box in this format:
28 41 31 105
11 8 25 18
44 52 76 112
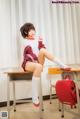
25 61 43 77
25 61 40 72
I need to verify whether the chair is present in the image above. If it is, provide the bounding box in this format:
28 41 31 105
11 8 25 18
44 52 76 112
48 67 62 104
55 79 77 118
48 67 80 118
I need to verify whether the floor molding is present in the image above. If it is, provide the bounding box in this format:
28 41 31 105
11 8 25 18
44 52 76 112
0 94 57 107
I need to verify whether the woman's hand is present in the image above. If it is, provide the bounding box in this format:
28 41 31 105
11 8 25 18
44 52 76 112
38 36 46 50
38 36 43 41
61 66 71 71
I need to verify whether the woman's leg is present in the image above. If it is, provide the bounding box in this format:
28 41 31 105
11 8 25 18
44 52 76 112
25 62 43 106
25 61 43 77
38 48 54 65
38 48 69 68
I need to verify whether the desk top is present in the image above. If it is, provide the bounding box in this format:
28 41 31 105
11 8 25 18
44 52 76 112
48 67 80 74
5 71 31 75
4 67 32 75
5 68 80 75
2 65 80 75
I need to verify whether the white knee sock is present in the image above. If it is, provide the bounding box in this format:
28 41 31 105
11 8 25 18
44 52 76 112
32 76 40 104
53 58 69 68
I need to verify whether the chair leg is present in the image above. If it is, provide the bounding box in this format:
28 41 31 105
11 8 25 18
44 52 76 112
58 101 61 111
13 81 16 111
50 79 52 104
61 103 64 118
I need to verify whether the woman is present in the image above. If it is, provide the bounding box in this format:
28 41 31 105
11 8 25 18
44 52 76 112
20 23 70 107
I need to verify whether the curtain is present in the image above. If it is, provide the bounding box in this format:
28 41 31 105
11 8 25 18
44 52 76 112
0 0 80 69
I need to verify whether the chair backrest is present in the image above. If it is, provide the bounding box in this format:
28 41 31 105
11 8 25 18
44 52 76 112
55 79 77 106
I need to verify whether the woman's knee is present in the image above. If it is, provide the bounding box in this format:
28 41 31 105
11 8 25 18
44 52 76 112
33 63 43 77
36 63 43 71
39 48 46 54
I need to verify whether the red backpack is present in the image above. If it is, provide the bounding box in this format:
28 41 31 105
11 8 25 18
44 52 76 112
55 76 77 107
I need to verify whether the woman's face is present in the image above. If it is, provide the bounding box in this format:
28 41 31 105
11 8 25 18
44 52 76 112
27 29 36 40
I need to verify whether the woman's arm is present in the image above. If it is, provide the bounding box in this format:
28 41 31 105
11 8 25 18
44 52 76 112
38 37 46 50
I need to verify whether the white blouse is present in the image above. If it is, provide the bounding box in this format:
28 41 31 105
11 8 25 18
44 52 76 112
22 39 39 56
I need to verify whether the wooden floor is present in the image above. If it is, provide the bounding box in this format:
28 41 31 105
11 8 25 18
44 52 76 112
0 99 80 119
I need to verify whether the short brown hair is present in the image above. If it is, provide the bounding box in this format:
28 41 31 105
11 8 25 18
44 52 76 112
20 23 35 38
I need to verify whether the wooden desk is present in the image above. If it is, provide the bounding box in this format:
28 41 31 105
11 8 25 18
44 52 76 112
5 69 43 119
48 67 80 114
48 67 80 74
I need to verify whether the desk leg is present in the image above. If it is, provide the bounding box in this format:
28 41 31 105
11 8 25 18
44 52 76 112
39 74 44 119
74 73 80 113
13 81 16 111
50 79 52 104
7 75 10 119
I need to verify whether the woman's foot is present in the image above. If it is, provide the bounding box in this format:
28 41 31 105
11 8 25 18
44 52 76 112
32 97 40 107
33 102 40 107
61 65 71 71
